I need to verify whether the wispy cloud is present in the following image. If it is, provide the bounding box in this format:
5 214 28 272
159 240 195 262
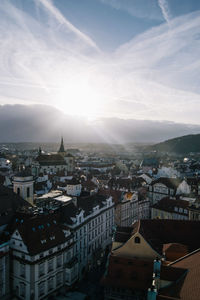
158 0 171 24
99 0 162 21
37 0 100 52
0 0 200 125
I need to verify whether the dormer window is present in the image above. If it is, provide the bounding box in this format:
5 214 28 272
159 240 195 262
134 236 140 244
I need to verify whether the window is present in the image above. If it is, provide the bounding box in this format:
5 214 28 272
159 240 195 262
38 282 45 297
27 187 30 198
17 187 20 195
20 282 26 298
134 237 140 244
56 255 62 268
48 259 53 272
56 272 62 286
67 251 71 262
48 277 54 291
39 262 45 277
20 263 26 278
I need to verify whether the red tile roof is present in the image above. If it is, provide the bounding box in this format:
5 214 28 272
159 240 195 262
101 254 153 290
158 249 200 300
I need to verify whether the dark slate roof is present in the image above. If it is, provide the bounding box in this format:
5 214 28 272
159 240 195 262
15 169 32 177
152 197 189 215
99 189 123 205
13 213 66 255
81 180 97 192
108 177 145 190
36 154 66 166
138 219 200 254
77 194 107 216
60 202 78 224
114 226 135 243
0 185 30 226
114 220 200 255
151 177 183 189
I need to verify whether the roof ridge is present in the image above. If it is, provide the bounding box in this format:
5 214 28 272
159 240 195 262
168 247 200 266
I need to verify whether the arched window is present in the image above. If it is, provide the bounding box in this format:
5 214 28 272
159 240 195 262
134 236 140 244
27 187 30 198
17 187 20 195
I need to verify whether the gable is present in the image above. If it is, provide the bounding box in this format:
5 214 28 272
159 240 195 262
10 230 28 253
113 232 161 260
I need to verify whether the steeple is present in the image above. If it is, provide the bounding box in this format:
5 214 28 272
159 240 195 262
58 136 65 153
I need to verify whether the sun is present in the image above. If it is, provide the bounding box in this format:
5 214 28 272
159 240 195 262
57 78 101 118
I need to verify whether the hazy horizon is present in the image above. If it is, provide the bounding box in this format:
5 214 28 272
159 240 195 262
0 104 200 144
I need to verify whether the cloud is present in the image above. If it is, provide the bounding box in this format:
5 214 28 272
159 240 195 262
0 0 200 127
37 0 100 51
99 0 163 21
158 0 171 24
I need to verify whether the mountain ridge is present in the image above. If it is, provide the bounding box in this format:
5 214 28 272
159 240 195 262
151 134 200 154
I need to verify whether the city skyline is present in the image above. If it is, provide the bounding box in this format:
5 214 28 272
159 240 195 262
0 0 200 127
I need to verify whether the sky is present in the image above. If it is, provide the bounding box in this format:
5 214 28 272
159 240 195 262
0 0 200 126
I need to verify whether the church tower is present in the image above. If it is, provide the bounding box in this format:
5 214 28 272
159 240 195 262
58 137 65 156
13 170 34 205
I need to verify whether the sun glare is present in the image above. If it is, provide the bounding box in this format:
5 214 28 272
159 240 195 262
57 77 102 118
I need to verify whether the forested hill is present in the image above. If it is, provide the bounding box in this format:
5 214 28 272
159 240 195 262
150 134 200 154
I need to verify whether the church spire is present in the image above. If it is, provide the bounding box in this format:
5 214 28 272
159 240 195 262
58 136 65 153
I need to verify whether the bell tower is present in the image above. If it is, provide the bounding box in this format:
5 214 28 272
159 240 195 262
13 170 34 205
